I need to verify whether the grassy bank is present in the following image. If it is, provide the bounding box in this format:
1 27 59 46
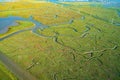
0 21 34 38
0 61 17 80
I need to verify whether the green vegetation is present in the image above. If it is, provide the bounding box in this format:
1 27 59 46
0 61 17 80
64 2 120 24
0 2 120 80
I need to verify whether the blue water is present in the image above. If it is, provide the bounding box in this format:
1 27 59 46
0 16 47 34
103 2 120 8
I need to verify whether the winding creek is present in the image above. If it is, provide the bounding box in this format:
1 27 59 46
0 16 48 41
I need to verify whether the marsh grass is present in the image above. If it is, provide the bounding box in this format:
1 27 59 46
0 2 120 80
